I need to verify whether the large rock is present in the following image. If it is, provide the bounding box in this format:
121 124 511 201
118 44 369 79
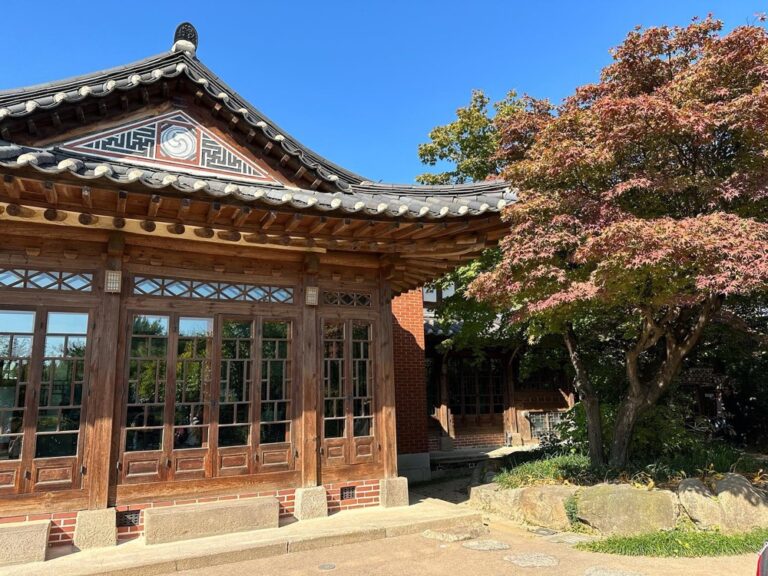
677 478 726 531
715 473 768 532
470 483 523 523
469 483 577 531
577 484 677 536
518 485 578 531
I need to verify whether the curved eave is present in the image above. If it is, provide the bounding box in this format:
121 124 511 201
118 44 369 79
0 144 516 221
0 51 364 192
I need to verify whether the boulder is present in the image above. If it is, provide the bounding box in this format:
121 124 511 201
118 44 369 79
577 484 677 536
469 483 577 531
677 478 726 530
517 485 578 531
469 483 523 523
715 473 768 532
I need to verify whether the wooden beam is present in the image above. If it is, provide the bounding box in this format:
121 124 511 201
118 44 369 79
331 218 352 236
260 210 277 230
43 181 58 205
148 195 162 219
176 197 192 221
206 201 222 225
232 206 252 228
116 190 127 215
285 213 303 233
81 186 93 210
78 213 97 226
2 175 20 200
308 216 328 235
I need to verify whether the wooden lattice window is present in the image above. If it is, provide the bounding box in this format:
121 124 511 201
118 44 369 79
218 320 253 447
0 311 34 462
126 315 168 452
174 318 213 450
0 308 92 494
133 276 293 304
260 321 291 444
36 313 89 458
528 411 563 439
322 291 371 307
351 321 373 437
448 357 504 418
322 322 346 439
0 269 93 292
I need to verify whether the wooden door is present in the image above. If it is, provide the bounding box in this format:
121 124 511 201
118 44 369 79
320 319 376 468
0 308 92 494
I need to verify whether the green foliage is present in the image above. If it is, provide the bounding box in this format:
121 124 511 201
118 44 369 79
416 90 519 185
564 494 580 527
556 401 760 481
494 453 596 489
558 402 698 462
577 527 768 557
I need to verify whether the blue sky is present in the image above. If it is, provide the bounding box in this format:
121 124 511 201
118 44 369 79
2 1 765 183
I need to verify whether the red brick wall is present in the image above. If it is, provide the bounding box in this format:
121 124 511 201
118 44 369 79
0 512 77 547
391 290 428 454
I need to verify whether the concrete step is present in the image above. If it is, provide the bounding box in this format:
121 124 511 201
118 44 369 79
143 497 279 545
7 499 482 576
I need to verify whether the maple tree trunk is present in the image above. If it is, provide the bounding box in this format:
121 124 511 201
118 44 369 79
563 324 605 467
608 297 721 469
608 394 645 469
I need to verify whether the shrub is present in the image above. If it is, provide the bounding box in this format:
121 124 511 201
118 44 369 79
495 453 596 489
577 527 768 557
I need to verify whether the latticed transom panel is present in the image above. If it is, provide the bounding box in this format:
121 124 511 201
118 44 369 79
0 269 93 292
133 276 294 304
322 291 372 307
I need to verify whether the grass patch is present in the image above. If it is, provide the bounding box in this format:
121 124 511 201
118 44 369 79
576 528 768 557
495 453 595 489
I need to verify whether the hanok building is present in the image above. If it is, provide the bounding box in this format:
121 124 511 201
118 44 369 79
0 24 513 554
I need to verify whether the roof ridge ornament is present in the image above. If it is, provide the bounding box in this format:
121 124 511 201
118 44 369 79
172 22 198 56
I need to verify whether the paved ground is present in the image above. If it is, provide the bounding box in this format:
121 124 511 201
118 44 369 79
180 477 757 576
179 521 757 576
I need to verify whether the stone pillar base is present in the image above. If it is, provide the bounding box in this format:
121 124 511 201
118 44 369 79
294 486 329 520
380 477 409 508
74 508 117 550
0 520 50 566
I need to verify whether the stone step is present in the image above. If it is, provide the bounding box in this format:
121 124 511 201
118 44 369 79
0 519 50 567
143 496 279 545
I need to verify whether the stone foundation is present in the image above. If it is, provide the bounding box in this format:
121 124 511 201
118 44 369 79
74 508 117 549
380 477 409 508
143 497 279 544
294 486 328 520
0 520 50 566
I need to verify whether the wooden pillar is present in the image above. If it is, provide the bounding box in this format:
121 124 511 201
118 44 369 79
300 256 319 487
503 353 519 443
378 272 398 478
86 233 124 509
438 354 450 436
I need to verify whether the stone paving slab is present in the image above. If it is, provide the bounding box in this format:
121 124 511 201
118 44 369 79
4 499 482 576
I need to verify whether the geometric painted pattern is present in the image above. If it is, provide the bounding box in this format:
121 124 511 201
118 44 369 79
322 290 372 307
0 269 93 292
133 276 293 304
60 110 279 184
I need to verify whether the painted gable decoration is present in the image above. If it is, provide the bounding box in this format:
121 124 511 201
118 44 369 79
59 110 279 184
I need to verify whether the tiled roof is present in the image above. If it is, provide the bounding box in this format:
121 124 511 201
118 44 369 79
0 25 515 220
0 141 515 220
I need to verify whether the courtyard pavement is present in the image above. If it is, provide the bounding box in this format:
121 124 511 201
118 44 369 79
180 477 758 576
179 521 757 576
